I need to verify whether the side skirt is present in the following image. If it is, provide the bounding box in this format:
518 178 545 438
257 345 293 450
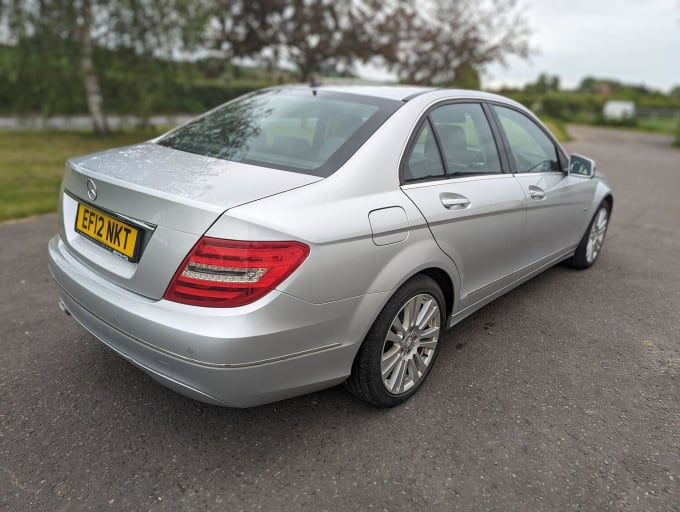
447 249 575 329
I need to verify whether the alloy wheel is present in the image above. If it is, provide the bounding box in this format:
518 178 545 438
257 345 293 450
381 293 440 395
586 207 609 263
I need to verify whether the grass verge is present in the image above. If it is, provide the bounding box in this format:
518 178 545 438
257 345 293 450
540 117 572 142
0 129 163 222
636 117 679 134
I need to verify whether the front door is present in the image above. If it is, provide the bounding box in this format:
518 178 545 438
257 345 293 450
491 105 597 268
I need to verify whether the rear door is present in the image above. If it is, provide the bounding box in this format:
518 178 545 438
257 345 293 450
401 102 527 309
490 104 597 268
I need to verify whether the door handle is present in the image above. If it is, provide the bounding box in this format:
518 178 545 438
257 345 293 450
528 186 545 200
440 194 471 209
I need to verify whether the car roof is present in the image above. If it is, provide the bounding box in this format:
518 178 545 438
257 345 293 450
300 84 434 101
280 84 518 105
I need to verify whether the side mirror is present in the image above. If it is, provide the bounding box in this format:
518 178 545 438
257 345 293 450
569 154 596 178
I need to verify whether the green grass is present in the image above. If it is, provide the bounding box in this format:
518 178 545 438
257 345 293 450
540 117 572 142
0 129 163 222
594 116 680 136
636 117 679 135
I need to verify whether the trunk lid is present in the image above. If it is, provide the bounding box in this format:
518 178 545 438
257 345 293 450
59 142 321 299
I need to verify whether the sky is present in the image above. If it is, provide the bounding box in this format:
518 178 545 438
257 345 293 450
358 0 680 92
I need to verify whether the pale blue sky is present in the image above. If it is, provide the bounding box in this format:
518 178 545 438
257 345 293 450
359 0 680 91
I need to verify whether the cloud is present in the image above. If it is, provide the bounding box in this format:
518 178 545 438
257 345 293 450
484 0 680 90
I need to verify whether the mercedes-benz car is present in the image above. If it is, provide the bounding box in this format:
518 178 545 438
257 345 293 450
48 86 612 407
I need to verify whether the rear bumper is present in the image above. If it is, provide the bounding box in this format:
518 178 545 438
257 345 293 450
48 235 387 407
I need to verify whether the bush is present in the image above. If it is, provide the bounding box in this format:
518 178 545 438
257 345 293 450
505 91 605 122
155 82 274 113
0 44 275 116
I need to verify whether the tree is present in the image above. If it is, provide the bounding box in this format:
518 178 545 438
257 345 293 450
4 0 207 133
80 0 107 133
524 73 560 93
209 0 286 61
209 0 395 82
385 0 532 86
276 0 390 82
451 61 481 90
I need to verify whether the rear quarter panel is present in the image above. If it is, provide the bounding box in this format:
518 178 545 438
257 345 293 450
205 102 462 306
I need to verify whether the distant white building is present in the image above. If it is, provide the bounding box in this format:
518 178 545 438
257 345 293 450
603 100 636 121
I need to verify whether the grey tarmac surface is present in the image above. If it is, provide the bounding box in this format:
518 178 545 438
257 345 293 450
1 126 679 511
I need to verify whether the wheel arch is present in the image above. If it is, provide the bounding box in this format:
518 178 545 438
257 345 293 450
418 267 454 320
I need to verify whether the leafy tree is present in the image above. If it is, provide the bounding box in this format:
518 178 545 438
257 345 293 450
277 0 393 82
275 0 343 81
577 76 657 97
209 0 394 82
4 0 207 133
385 0 532 86
208 0 287 61
524 73 560 93
450 61 481 90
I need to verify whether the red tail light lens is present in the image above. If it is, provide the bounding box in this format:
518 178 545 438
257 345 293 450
164 238 310 307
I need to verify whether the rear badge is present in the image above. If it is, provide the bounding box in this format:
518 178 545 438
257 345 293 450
86 179 97 201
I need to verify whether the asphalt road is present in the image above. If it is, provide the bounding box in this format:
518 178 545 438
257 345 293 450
2 126 679 511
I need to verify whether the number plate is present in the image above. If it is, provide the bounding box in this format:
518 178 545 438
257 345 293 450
75 203 141 261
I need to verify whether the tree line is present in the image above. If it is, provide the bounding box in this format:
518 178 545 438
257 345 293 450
0 0 531 133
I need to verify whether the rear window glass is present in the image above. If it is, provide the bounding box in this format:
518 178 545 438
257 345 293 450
157 89 402 177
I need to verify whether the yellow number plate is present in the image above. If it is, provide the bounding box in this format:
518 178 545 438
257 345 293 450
75 203 140 261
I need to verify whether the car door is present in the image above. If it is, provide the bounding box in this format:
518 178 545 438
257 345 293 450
401 102 527 309
490 104 598 269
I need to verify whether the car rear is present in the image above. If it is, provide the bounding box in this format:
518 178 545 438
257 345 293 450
48 87 404 406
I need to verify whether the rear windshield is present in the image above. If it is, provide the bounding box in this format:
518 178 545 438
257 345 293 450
157 89 402 177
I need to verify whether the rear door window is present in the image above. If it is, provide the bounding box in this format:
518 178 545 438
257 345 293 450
404 120 446 182
430 103 502 175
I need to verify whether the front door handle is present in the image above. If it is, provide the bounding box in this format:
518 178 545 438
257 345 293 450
528 185 545 200
440 193 471 209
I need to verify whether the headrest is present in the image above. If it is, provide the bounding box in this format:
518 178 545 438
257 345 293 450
432 107 467 124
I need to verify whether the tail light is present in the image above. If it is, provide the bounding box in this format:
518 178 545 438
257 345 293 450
164 238 310 307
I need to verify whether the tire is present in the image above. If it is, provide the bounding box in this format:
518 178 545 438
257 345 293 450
564 201 611 269
345 275 446 407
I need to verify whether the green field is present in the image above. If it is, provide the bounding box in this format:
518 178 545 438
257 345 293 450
0 129 162 222
636 116 679 134
541 118 572 142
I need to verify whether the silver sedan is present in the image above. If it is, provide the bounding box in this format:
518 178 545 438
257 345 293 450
48 86 612 407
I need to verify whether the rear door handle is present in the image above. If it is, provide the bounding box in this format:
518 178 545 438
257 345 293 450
440 193 471 209
528 186 545 200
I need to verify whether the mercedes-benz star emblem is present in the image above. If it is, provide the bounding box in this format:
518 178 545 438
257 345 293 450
86 179 97 201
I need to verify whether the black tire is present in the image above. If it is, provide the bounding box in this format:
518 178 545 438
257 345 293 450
564 200 611 269
345 275 446 407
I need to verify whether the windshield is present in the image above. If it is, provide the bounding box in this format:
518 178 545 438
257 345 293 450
157 89 402 177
